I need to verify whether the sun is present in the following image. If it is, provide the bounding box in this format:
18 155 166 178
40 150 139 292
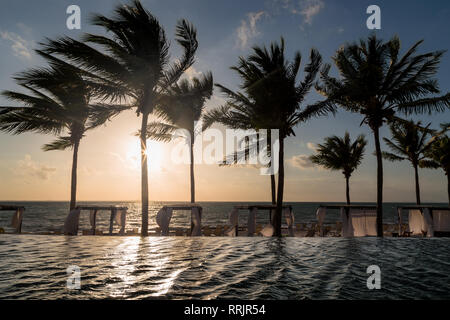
125 139 164 173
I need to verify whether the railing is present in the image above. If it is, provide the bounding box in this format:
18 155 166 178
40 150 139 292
232 204 293 236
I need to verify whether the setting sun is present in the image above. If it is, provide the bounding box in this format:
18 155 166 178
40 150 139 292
125 139 164 173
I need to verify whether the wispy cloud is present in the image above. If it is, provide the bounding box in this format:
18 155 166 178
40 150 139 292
274 0 324 27
288 154 316 170
13 155 56 180
236 11 266 49
306 142 317 151
0 29 33 60
299 0 324 25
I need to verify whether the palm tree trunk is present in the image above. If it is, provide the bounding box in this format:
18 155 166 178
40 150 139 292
140 112 149 237
69 140 80 211
270 174 276 204
447 172 450 206
268 130 276 205
373 127 384 237
345 176 350 205
190 140 195 203
273 137 284 237
414 164 421 205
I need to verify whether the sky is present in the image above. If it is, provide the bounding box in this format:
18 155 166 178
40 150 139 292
0 0 449 202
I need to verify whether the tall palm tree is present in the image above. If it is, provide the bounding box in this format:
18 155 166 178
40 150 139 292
145 72 213 203
310 132 367 204
382 120 434 205
0 52 122 210
41 0 198 236
316 35 450 236
204 38 333 236
420 126 450 205
202 86 277 205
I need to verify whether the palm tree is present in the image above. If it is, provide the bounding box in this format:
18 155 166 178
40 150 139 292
310 132 367 204
316 35 450 236
41 0 198 236
420 125 450 205
204 38 333 236
0 52 123 210
382 120 434 205
145 72 213 203
203 84 278 205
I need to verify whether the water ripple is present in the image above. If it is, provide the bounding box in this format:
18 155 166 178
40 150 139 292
0 235 449 299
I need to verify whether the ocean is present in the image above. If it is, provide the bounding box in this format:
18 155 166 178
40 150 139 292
1 201 447 234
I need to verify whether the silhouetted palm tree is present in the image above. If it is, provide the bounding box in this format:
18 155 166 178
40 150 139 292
204 38 333 236
420 124 450 205
316 35 450 236
146 72 213 203
382 120 434 205
0 52 123 210
41 0 198 236
310 132 367 204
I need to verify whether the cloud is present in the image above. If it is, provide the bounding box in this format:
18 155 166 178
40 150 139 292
0 29 33 60
306 142 317 151
274 0 324 26
236 11 266 49
299 0 324 25
288 154 316 170
182 66 203 81
14 155 56 180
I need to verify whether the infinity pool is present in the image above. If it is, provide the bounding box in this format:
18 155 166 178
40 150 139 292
0 235 449 299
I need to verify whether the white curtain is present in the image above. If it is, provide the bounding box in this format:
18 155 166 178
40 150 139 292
156 207 173 236
226 208 239 237
316 207 326 227
408 209 424 235
316 207 326 237
364 210 377 236
191 207 202 236
423 208 434 237
284 207 295 236
432 210 450 232
247 207 257 236
351 210 366 237
350 209 377 237
11 208 24 233
341 208 353 237
63 208 81 235
115 209 127 235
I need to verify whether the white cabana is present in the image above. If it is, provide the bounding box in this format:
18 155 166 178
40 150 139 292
0 205 25 233
64 206 128 235
155 205 202 236
229 204 292 237
316 205 378 237
398 206 450 237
